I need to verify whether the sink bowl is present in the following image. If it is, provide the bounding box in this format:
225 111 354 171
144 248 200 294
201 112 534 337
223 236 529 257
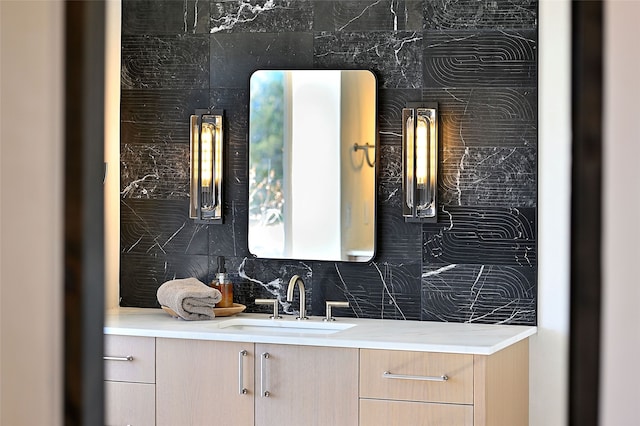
217 318 356 335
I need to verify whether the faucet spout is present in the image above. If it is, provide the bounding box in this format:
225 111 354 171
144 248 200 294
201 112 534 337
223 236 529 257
286 275 308 320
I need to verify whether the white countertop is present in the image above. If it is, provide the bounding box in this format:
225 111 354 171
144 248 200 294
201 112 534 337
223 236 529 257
105 307 536 355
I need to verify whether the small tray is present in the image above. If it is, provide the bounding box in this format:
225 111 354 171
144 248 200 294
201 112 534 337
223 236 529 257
214 303 246 317
161 303 246 319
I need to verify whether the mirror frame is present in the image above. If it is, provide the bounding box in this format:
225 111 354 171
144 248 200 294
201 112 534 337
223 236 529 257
247 69 378 263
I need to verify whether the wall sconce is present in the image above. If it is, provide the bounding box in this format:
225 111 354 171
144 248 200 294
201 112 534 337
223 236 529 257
402 103 438 222
190 109 224 223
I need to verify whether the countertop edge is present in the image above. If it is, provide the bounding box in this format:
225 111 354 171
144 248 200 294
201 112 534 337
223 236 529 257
104 308 537 356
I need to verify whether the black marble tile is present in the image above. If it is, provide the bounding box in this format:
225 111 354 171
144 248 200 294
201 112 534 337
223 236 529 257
423 206 536 267
210 33 314 88
120 89 209 145
313 0 423 32
120 253 210 307
421 263 536 325
424 0 538 30
210 89 250 193
423 30 537 88
208 198 250 258
380 143 454 218
377 88 422 146
423 87 537 148
122 0 210 35
119 1 539 326
236 257 314 316
209 89 250 140
314 31 423 89
378 145 402 209
210 0 313 33
205 255 248 287
120 143 190 200
121 34 210 89
375 202 423 264
120 199 209 256
439 146 536 207
312 261 422 320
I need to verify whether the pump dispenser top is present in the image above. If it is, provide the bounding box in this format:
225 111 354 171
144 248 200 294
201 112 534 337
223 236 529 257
217 256 228 283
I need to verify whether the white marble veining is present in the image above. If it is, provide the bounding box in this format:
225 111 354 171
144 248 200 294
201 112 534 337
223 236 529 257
105 307 536 355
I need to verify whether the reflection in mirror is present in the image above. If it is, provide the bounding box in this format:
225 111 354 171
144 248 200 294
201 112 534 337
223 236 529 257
248 70 377 262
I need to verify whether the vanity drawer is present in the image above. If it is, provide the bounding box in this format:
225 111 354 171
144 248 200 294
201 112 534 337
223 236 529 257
359 349 473 404
104 335 155 383
105 380 155 426
360 399 473 426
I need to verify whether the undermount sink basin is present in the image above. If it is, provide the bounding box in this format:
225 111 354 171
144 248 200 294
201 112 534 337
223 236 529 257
217 318 356 335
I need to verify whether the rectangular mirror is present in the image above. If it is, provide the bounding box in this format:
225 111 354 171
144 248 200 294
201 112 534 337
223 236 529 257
248 70 377 262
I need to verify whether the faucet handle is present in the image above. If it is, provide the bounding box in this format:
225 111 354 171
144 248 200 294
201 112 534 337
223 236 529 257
255 298 281 319
324 301 350 321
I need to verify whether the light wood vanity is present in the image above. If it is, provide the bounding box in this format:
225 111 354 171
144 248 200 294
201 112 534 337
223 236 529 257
104 308 534 426
104 335 155 426
359 341 529 426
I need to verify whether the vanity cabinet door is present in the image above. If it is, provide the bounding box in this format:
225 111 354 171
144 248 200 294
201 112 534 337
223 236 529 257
104 334 155 383
104 335 156 426
359 348 474 426
156 338 254 426
254 344 358 426
360 399 473 426
358 340 530 426
105 381 155 426
360 349 474 404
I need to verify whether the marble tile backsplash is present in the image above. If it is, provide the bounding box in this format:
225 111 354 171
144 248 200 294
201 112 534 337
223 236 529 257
120 0 538 325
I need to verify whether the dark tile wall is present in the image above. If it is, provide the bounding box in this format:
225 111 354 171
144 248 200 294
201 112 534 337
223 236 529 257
120 0 538 325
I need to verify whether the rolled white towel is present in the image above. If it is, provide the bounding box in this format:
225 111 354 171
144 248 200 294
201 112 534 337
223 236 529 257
157 277 222 320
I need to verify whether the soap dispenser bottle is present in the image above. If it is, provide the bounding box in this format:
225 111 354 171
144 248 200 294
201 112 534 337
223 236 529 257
211 256 233 308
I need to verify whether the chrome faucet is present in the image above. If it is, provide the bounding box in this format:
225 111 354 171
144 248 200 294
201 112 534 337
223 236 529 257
286 275 308 320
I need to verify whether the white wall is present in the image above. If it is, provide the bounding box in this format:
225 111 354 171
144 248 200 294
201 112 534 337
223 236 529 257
339 71 376 258
105 0 122 310
531 1 571 424
600 1 640 424
0 1 64 425
290 71 342 259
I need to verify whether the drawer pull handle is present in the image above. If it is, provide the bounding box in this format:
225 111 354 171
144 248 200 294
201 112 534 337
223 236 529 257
103 355 133 362
261 352 270 397
383 371 448 382
238 350 248 395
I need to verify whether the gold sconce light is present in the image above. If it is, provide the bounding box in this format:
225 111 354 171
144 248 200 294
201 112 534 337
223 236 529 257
402 103 438 222
190 109 224 223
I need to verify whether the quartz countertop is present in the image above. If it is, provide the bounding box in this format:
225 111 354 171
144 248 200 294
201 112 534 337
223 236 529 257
105 307 536 355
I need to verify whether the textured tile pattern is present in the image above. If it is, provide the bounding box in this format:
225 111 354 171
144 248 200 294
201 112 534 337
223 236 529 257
313 0 424 32
314 31 424 89
423 30 537 88
120 0 538 325
210 0 313 33
121 35 210 89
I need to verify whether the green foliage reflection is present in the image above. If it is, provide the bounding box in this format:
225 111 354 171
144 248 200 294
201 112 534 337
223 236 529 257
249 71 285 225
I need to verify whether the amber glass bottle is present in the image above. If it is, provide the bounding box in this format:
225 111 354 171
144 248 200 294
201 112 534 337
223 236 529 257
211 256 233 308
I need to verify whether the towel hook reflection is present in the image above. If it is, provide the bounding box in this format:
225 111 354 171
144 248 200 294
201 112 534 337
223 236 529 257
353 143 375 167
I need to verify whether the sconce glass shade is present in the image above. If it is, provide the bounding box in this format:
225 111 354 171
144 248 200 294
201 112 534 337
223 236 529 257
190 109 224 223
402 103 438 222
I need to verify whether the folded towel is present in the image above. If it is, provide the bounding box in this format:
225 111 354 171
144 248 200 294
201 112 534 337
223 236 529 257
157 278 222 320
